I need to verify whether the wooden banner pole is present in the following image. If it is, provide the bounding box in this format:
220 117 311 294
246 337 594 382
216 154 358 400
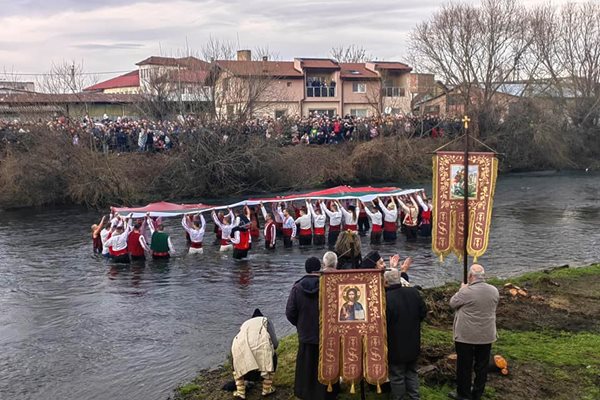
462 115 471 284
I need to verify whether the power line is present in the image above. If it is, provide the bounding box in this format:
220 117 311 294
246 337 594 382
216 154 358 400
0 70 133 77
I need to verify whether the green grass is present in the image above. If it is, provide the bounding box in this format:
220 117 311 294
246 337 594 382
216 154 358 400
487 264 600 287
177 383 201 396
495 330 600 367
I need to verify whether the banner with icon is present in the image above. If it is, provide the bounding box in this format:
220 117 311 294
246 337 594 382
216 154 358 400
432 151 498 261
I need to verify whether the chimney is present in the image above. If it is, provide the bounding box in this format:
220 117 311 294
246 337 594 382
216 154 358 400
262 56 268 62
237 50 251 61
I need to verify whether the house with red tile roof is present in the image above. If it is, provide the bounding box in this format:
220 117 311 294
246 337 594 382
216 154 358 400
84 51 415 118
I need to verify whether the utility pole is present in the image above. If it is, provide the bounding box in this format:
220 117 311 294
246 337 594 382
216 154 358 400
70 63 76 93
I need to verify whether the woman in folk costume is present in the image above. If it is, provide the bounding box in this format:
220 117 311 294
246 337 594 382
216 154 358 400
307 200 327 246
339 200 359 232
378 196 399 243
212 208 236 252
320 200 342 247
360 200 383 245
397 194 420 242
231 308 278 399
181 212 206 254
294 200 313 246
416 192 433 238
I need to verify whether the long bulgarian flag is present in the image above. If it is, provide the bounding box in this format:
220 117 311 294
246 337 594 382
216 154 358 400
112 185 424 217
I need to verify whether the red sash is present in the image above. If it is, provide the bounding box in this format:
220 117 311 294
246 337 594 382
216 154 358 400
344 224 357 231
282 228 293 237
220 238 230 246
299 228 312 236
314 227 325 236
190 242 203 249
372 224 383 233
275 222 283 230
384 221 397 232
153 251 169 257
112 248 128 257
329 224 341 232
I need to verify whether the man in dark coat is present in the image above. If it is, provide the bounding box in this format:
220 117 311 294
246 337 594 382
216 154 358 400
285 257 337 400
385 269 427 400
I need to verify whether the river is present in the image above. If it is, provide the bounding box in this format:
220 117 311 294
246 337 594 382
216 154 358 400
0 171 598 400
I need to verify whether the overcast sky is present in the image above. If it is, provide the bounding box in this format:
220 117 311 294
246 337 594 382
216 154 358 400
0 0 578 80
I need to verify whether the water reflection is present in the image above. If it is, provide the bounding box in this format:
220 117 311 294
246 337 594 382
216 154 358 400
0 172 598 400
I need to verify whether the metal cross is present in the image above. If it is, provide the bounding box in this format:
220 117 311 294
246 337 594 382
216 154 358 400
462 115 471 129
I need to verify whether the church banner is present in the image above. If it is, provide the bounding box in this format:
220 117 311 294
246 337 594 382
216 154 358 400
432 151 498 261
319 269 387 393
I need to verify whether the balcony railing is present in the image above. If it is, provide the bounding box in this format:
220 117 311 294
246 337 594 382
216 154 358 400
382 87 406 97
306 86 336 98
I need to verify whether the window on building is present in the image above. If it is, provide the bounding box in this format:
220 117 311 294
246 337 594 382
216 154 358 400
309 109 336 118
275 109 287 119
350 109 368 117
352 83 367 93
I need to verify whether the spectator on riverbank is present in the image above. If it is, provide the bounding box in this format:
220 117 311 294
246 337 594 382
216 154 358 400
285 257 338 400
231 308 278 398
449 264 499 400
0 112 462 153
384 268 427 400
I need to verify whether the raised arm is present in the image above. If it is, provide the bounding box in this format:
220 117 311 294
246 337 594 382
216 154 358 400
260 203 268 220
211 210 224 229
416 193 428 211
146 213 156 234
305 200 312 218
199 214 206 234
396 196 410 213
320 201 334 218
181 214 192 233
338 201 351 220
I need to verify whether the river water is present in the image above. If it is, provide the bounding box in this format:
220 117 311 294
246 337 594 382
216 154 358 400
0 172 599 400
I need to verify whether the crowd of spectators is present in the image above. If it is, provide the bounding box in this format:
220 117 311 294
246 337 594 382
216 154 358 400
0 112 464 153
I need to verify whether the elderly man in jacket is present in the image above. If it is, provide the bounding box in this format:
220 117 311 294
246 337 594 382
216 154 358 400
385 268 427 399
449 264 499 400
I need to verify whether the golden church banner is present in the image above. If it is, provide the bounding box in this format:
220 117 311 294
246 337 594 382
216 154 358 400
432 151 498 261
319 270 387 393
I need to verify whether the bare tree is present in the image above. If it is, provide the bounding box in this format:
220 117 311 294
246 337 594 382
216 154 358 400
531 2 600 129
409 0 533 135
37 60 98 94
330 45 372 63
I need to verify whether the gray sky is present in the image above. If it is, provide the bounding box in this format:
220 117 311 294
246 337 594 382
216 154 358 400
0 0 577 79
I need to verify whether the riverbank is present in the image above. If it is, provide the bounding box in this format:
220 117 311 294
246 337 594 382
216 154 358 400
1 127 597 210
173 264 600 400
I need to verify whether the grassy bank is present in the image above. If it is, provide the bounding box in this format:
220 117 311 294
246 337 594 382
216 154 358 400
173 264 600 400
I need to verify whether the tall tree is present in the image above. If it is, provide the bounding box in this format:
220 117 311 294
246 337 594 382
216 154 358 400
409 0 533 135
